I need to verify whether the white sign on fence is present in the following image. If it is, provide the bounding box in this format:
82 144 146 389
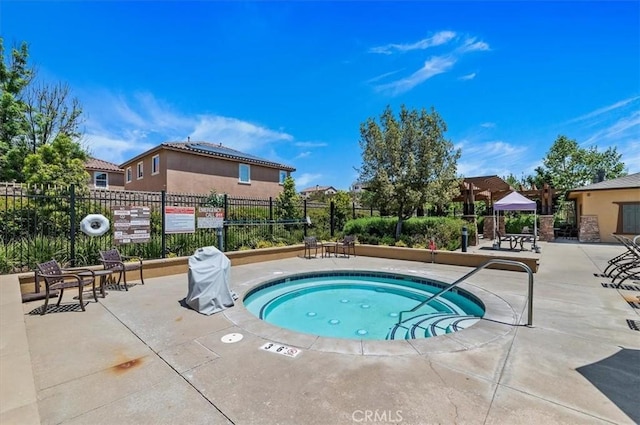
164 206 195 234
112 205 151 244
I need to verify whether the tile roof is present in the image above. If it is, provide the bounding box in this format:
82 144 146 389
300 185 336 193
122 141 295 171
161 142 295 171
85 157 123 172
568 172 640 192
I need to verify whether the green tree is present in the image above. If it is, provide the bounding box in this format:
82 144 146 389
0 38 85 182
22 134 89 191
534 135 626 196
275 176 301 220
0 38 32 181
24 82 83 153
358 105 461 239
331 190 352 232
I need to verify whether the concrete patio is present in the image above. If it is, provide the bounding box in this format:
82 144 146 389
1 240 639 424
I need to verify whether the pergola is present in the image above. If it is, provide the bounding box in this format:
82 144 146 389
453 175 555 215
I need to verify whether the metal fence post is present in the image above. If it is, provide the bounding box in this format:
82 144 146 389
161 190 166 258
303 199 308 237
269 197 273 237
69 184 76 267
330 201 335 237
223 194 228 252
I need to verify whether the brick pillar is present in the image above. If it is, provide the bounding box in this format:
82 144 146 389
483 215 505 239
483 215 495 240
499 215 506 236
539 215 555 242
579 215 601 243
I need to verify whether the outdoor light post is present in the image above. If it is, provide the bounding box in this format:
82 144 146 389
462 226 468 252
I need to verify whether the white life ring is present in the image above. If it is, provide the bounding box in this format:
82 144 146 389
80 214 110 237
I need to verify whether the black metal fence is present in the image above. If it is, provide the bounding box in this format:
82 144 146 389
0 183 378 273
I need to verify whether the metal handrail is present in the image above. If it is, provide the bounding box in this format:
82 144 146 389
396 259 534 327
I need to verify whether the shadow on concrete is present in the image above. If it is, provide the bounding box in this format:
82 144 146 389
27 303 87 315
576 347 640 423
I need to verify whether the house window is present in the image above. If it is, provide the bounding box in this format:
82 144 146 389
94 172 108 188
279 170 287 185
126 167 132 183
152 155 160 175
617 203 640 234
239 164 250 183
137 162 143 179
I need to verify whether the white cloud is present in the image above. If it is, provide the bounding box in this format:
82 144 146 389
82 132 155 166
457 140 529 177
294 141 328 148
459 72 476 81
365 69 405 84
189 115 293 152
583 110 640 144
294 173 322 189
619 140 640 173
567 95 640 124
376 55 456 95
369 31 456 55
480 122 495 128
371 32 490 95
456 37 490 53
294 151 312 160
81 91 296 166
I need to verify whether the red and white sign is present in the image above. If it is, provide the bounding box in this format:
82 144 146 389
164 206 195 234
197 207 225 229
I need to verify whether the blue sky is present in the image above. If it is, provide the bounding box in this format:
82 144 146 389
2 1 639 191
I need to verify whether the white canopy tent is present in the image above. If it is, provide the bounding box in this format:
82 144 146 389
493 191 538 251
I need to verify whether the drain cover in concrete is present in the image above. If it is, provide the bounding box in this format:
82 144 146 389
221 333 244 343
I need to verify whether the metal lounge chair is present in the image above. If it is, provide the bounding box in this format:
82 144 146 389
99 248 145 291
35 260 97 315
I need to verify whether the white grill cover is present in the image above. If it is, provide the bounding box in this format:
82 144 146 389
186 246 236 315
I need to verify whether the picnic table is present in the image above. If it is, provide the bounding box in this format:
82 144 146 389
495 231 537 250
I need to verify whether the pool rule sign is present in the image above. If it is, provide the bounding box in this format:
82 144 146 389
112 206 151 244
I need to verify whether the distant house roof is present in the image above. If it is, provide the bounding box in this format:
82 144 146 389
119 141 296 171
300 185 337 193
85 157 123 173
567 173 640 194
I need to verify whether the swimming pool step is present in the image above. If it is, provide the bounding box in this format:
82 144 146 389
386 313 480 340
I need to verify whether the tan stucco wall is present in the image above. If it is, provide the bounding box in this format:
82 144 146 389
107 171 125 189
571 188 640 243
124 150 287 197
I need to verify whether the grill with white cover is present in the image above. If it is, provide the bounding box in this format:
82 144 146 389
186 246 237 315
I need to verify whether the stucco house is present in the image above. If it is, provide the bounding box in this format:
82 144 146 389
84 157 125 190
300 185 338 199
566 172 640 243
118 141 295 197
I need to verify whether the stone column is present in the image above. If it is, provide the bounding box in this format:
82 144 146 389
579 215 601 243
482 215 506 240
539 215 555 242
483 215 495 240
